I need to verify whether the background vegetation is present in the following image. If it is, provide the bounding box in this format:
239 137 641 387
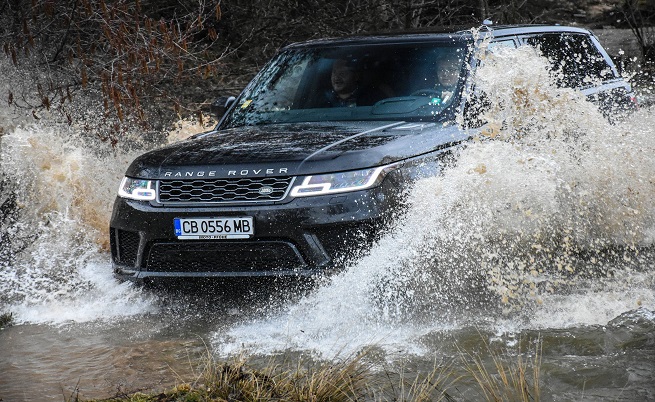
1 0 653 143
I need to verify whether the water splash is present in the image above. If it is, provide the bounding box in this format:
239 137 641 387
0 51 220 324
0 117 158 325
215 45 655 358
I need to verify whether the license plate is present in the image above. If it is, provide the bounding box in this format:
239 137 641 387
174 217 254 240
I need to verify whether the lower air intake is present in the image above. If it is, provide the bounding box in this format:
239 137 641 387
145 241 305 272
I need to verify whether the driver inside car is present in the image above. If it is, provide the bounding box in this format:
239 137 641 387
407 51 463 105
326 59 360 107
324 59 387 107
433 52 463 104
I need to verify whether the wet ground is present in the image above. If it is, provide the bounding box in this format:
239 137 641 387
1 275 654 401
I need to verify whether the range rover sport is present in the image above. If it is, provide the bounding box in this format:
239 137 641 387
110 25 635 282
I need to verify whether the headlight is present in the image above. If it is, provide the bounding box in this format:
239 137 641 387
290 164 398 197
118 177 156 201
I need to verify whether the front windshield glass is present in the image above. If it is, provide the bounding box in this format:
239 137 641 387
221 40 470 128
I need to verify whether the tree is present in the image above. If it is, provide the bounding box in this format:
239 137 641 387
620 0 655 62
1 0 226 143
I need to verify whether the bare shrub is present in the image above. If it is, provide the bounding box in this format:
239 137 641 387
1 0 227 144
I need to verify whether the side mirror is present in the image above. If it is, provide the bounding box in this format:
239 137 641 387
211 96 236 119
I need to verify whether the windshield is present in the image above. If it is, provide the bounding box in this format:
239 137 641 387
221 40 470 128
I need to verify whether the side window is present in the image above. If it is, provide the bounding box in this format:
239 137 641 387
523 33 614 88
462 40 516 128
478 39 517 64
578 36 616 83
487 39 517 52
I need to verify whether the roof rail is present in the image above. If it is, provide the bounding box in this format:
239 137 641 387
477 20 494 33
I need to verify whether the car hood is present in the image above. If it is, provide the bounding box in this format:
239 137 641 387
126 121 469 179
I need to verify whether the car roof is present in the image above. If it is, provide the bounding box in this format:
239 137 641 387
283 24 593 49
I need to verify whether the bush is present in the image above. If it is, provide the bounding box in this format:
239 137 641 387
1 0 226 143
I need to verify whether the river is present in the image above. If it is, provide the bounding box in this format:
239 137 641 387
0 46 654 401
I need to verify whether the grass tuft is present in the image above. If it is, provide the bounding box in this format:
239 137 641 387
385 358 460 402
89 350 372 402
459 336 542 402
0 311 13 328
82 336 544 402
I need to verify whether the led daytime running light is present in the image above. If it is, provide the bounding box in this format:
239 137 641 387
118 177 156 201
290 164 396 197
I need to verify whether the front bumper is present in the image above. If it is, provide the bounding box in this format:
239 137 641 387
109 177 401 281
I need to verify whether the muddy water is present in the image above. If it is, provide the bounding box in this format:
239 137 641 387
1 46 655 400
1 293 653 400
0 281 316 400
0 321 206 400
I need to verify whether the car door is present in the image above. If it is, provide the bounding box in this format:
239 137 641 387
518 32 636 119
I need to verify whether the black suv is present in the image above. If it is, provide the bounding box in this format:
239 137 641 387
110 25 635 282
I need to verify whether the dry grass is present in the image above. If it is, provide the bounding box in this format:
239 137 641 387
83 337 543 402
199 353 371 401
382 358 459 402
89 348 373 402
0 311 13 328
459 337 542 402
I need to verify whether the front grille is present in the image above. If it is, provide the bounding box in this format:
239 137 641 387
145 241 305 272
158 177 293 203
116 229 140 267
